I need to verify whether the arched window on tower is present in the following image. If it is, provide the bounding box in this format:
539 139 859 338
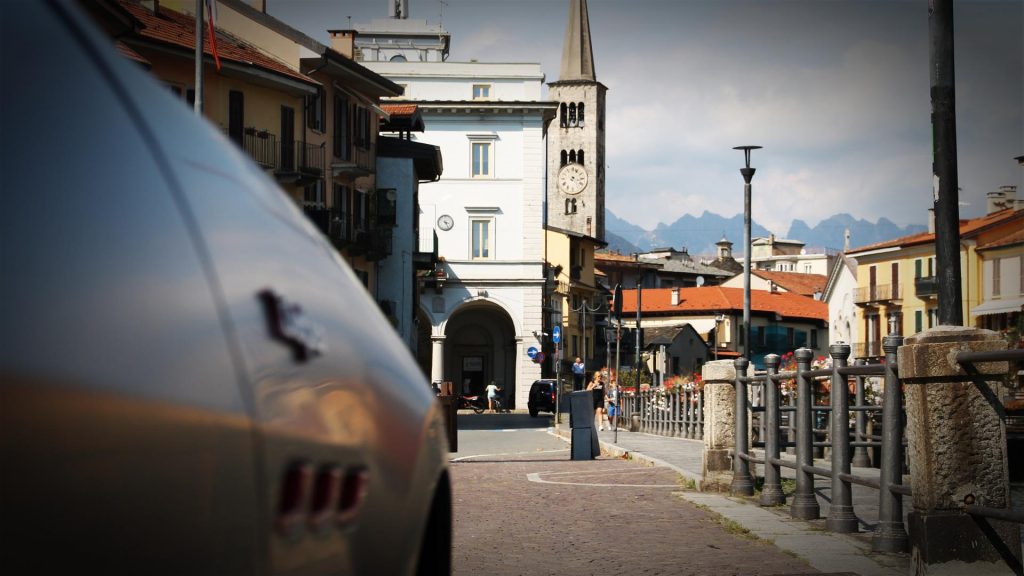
560 150 568 167
565 198 577 214
577 150 584 165
578 103 585 127
559 103 567 128
568 150 576 164
568 103 577 127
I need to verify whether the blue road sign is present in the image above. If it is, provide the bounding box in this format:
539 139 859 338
527 346 538 359
552 326 561 344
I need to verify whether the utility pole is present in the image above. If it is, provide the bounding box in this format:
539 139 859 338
929 0 963 325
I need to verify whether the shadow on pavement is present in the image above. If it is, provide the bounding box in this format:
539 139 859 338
457 413 554 430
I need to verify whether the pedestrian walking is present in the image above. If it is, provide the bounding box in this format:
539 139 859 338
606 377 619 429
572 357 585 391
586 371 606 430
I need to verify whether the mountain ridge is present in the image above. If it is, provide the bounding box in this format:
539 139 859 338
603 210 926 256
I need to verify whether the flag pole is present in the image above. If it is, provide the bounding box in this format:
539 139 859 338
194 0 204 115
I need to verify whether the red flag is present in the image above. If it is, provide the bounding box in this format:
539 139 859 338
206 0 221 71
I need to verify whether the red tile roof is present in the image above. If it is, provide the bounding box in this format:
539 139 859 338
119 1 316 86
977 226 1024 251
116 40 150 66
382 103 418 117
848 208 1022 254
595 252 638 263
752 270 827 297
620 286 827 323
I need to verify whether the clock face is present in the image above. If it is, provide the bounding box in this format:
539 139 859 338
557 163 588 195
437 214 454 231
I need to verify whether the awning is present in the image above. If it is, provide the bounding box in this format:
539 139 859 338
970 297 1024 316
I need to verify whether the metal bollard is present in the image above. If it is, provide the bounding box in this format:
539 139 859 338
731 358 755 496
790 348 820 519
826 343 858 533
852 359 870 468
872 335 908 552
696 390 704 440
760 354 785 506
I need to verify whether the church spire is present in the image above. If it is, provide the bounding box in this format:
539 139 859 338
559 0 596 82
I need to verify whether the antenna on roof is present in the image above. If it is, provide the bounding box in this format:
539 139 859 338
696 276 705 287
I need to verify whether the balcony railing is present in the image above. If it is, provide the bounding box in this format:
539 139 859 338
852 341 882 358
299 142 325 176
914 276 938 299
854 283 902 305
242 127 276 169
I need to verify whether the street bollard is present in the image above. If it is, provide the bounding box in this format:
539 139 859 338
760 354 786 506
731 357 755 496
790 348 820 520
826 343 858 533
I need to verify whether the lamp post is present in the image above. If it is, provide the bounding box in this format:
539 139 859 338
733 145 761 360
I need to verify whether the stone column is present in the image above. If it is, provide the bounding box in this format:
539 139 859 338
702 360 738 492
898 326 1020 574
430 335 445 385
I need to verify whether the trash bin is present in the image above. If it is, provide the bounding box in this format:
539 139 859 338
569 390 599 460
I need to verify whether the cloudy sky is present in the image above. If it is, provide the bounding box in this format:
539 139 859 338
268 0 1022 236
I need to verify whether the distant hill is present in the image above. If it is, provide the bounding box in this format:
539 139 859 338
787 213 926 252
605 209 925 256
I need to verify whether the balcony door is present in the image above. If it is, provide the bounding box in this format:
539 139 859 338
228 90 244 145
280 105 294 171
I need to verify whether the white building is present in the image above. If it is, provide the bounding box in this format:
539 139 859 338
352 6 556 408
822 254 859 348
736 234 834 275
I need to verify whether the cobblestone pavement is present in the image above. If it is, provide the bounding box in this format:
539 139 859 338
451 449 820 576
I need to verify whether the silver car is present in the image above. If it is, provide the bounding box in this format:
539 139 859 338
0 2 450 574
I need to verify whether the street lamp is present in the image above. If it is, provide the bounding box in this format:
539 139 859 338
733 145 761 360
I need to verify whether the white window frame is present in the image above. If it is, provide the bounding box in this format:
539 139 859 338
470 217 495 260
472 84 491 100
468 136 496 178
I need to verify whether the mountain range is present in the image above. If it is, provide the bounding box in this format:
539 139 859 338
604 210 927 257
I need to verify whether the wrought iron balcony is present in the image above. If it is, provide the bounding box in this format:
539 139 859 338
298 142 325 177
854 283 902 305
242 127 276 169
915 276 938 299
852 341 882 358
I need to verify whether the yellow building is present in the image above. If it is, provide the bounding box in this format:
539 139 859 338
846 208 1023 359
544 226 606 380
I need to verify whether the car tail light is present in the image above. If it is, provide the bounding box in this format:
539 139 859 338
336 468 369 525
277 462 313 538
308 466 342 533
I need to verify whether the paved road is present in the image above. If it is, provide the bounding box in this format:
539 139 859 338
450 414 820 576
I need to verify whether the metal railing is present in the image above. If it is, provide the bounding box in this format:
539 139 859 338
618 387 704 440
914 275 938 298
731 339 1024 561
298 142 325 176
242 127 276 169
854 283 902 304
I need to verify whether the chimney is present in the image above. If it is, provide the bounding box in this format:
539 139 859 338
928 207 935 234
671 287 680 306
330 30 357 59
987 185 1018 213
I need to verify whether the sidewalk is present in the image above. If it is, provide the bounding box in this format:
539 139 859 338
551 423 912 576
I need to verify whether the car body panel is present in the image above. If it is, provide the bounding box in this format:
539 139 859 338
0 1 449 574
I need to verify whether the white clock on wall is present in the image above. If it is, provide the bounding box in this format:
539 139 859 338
557 163 588 195
437 214 454 231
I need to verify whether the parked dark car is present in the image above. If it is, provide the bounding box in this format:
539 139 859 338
528 379 561 417
0 2 450 574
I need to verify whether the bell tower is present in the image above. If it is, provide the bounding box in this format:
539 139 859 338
547 0 606 240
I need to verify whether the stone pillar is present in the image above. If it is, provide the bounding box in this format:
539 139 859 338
430 335 445 385
702 360 738 492
898 326 1020 574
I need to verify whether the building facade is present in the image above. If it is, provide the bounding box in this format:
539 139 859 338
354 9 556 407
846 207 1023 360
